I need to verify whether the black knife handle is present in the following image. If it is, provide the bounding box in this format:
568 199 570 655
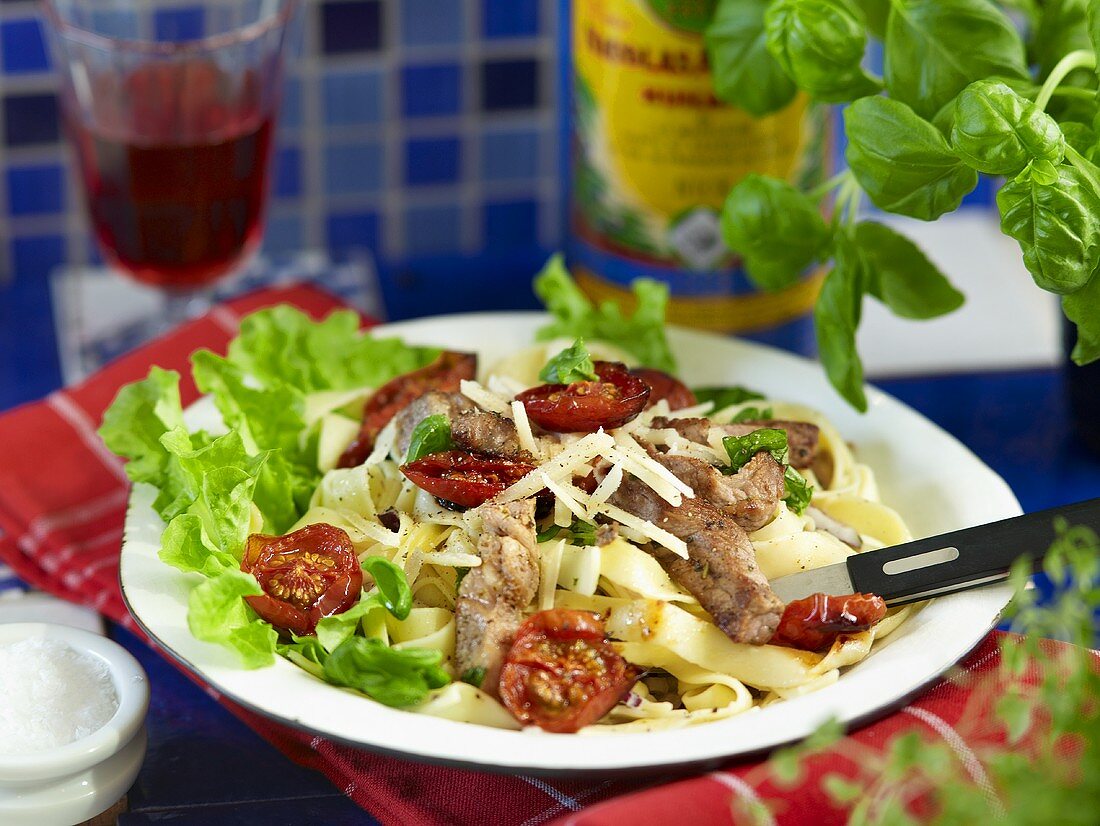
845 498 1100 604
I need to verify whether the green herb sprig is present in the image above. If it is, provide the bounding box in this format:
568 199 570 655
722 428 814 514
708 0 1100 410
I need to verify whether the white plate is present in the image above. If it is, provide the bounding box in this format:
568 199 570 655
119 312 1020 774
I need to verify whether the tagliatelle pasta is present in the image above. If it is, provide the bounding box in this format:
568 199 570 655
299 346 923 733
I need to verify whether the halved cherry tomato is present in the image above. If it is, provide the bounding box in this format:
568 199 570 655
338 350 477 467
771 592 887 652
631 367 697 411
515 361 650 433
400 450 534 508
240 523 363 637
499 609 639 733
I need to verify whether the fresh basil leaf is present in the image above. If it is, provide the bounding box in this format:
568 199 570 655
951 81 1065 176
845 96 978 220
534 254 676 372
570 519 599 547
884 0 1028 121
536 525 562 543
723 428 789 471
1062 122 1100 161
362 555 413 621
454 566 470 592
1063 273 1100 364
539 339 598 384
730 406 774 423
854 222 965 319
693 386 766 408
720 174 832 291
1032 0 1094 80
315 598 381 654
405 414 453 464
814 235 868 411
323 637 450 707
187 568 277 669
764 0 881 103
460 666 487 688
783 466 815 515
228 305 440 395
850 0 889 38
997 164 1100 294
705 0 797 117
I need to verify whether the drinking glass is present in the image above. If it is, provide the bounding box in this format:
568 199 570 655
42 0 296 322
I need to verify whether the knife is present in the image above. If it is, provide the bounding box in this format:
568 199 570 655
769 498 1100 606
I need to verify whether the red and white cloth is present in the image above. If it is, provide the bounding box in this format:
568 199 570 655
0 285 1070 824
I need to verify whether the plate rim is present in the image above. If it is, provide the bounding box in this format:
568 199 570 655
118 310 1021 774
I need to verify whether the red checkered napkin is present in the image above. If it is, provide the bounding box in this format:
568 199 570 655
0 285 1072 825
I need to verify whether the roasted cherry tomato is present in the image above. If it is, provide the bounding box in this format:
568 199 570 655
240 523 363 637
515 361 650 433
338 350 477 468
631 367 697 411
499 609 639 733
771 592 887 651
400 450 534 508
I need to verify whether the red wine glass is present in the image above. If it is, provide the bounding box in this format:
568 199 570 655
42 0 297 325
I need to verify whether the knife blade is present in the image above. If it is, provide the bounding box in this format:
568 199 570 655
769 497 1100 606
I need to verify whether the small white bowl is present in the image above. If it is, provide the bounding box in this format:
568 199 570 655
0 623 149 826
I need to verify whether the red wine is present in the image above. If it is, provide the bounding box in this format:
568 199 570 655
67 62 276 290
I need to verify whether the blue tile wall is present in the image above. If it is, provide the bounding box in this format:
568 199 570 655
0 0 560 320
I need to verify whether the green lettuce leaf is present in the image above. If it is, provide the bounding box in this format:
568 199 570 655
323 637 450 707
534 254 676 372
187 569 277 668
226 306 440 394
99 367 186 491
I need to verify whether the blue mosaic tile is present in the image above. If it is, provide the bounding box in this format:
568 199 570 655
323 70 384 126
1 18 50 73
3 93 59 146
0 235 64 407
327 210 380 252
89 9 140 40
263 213 305 254
484 197 538 249
6 164 64 215
484 0 540 38
324 142 384 195
405 136 461 186
482 128 540 181
320 0 382 54
405 204 461 256
401 64 462 118
401 0 463 46
153 6 205 42
274 145 301 198
481 58 540 110
280 75 302 129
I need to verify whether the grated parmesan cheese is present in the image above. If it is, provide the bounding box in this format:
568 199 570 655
538 538 565 610
488 374 527 397
510 400 542 460
587 463 623 516
541 472 590 522
667 400 715 418
495 430 615 502
460 380 513 416
592 501 689 559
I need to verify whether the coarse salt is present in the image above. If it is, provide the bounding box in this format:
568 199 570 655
0 637 119 754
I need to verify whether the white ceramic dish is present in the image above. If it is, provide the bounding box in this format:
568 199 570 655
119 312 1020 774
0 623 149 826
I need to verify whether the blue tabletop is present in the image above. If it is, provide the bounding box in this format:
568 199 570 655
4 311 1100 822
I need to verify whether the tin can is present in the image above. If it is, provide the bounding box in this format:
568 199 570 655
563 0 831 352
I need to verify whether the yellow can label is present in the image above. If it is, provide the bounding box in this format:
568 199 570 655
568 0 830 333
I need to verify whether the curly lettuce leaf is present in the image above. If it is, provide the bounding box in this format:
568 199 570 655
99 367 186 490
533 254 676 372
226 306 440 394
187 568 277 669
